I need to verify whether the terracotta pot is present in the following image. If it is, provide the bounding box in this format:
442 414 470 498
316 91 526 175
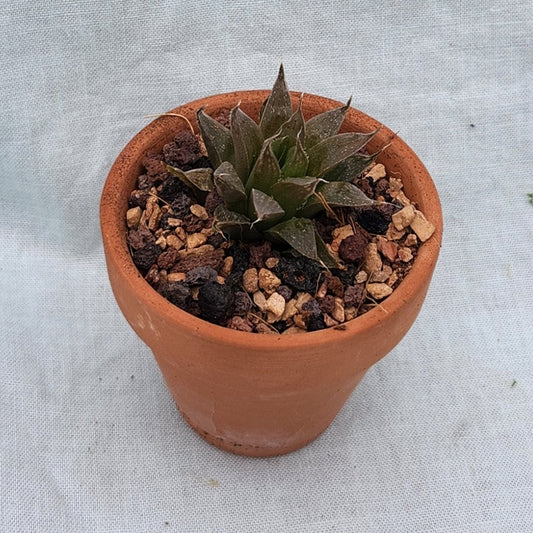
100 90 442 457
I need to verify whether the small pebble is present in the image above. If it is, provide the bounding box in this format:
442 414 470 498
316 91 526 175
410 210 435 242
219 256 234 278
265 293 286 323
404 233 418 247
258 268 281 294
330 225 354 253
265 257 279 269
392 205 416 231
332 297 345 323
187 232 207 250
364 243 382 274
253 291 267 311
166 234 185 250
367 283 393 300
355 271 368 284
365 163 387 182
190 204 209 220
242 268 259 293
323 314 339 328
281 299 298 321
155 235 167 250
167 272 186 282
397 247 414 262
126 207 142 229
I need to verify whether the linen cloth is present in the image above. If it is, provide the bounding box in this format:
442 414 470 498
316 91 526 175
1 1 532 531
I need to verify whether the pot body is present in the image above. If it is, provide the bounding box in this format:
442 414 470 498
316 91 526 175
101 91 442 457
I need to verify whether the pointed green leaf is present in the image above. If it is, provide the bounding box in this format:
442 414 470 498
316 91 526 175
246 137 281 194
259 64 293 138
320 147 385 182
231 105 264 181
270 134 289 163
277 98 305 147
304 97 352 149
271 177 321 219
299 181 375 217
315 230 340 268
196 107 234 168
306 129 379 178
249 189 285 229
213 204 253 240
281 131 308 177
166 165 214 199
265 217 320 263
213 161 247 213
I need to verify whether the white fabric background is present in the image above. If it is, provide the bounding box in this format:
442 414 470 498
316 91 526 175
1 1 532 532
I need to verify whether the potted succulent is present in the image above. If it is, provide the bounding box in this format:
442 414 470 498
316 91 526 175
100 66 442 456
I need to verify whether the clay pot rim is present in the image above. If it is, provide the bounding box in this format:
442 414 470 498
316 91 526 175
101 90 442 350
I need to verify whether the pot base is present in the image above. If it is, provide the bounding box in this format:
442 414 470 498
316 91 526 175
179 408 327 458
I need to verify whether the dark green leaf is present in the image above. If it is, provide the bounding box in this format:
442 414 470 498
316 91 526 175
246 137 281 194
315 230 340 268
259 64 293 138
319 147 385 182
231 105 264 181
266 217 320 263
306 129 379 178
166 165 214 198
281 131 308 177
249 189 285 229
271 177 321 219
299 181 375 217
277 97 305 147
213 161 247 213
213 204 254 240
196 107 234 168
304 97 352 149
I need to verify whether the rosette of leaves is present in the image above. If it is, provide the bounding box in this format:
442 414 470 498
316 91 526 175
167 65 385 267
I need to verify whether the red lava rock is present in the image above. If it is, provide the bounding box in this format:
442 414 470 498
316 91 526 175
172 248 225 273
182 213 206 233
248 241 272 269
233 291 252 316
127 225 155 250
185 266 218 286
145 264 160 287
142 153 166 178
318 294 336 315
301 299 322 317
163 130 202 169
131 243 161 273
338 233 367 264
276 285 293 302
344 284 365 308
158 281 191 309
204 189 223 216
129 189 148 209
157 247 180 270
170 193 193 219
226 316 254 332
326 275 345 298
198 281 234 323
306 314 327 332
159 177 189 204
377 239 398 262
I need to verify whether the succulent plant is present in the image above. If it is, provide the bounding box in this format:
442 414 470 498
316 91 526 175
167 65 386 267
